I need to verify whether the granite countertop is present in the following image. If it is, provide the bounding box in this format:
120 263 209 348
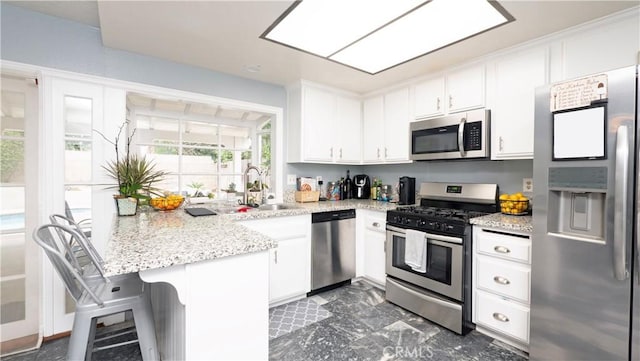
470 212 533 234
104 200 399 276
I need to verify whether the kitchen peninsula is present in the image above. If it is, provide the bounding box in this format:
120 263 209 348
103 200 398 360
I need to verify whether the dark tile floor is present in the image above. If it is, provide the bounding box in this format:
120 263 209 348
3 281 528 361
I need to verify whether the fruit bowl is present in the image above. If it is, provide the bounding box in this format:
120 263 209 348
150 195 184 211
499 193 529 215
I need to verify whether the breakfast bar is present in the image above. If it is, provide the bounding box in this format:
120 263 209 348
104 211 276 360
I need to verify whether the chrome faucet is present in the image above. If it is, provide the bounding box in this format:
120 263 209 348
243 164 263 205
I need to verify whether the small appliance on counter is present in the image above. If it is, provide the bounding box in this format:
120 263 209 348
353 174 371 199
398 176 416 205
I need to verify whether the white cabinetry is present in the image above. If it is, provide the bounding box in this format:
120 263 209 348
239 215 311 305
488 47 548 160
287 82 361 164
561 16 639 80
413 64 484 119
362 87 411 163
357 210 386 287
473 226 532 352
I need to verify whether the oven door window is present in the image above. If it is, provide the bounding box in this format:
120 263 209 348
412 124 459 154
391 234 452 285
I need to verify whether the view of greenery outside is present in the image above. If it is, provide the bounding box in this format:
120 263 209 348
0 130 24 183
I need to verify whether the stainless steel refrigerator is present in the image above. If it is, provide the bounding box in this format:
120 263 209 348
531 65 639 360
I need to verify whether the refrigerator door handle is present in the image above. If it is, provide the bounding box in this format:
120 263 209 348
614 125 629 281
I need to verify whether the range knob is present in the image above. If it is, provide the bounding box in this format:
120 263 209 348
418 219 427 226
403 218 411 225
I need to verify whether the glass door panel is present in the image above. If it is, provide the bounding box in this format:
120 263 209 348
0 75 39 354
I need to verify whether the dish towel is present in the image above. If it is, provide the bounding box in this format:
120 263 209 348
404 229 428 273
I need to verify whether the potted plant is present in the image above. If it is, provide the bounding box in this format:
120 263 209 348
97 120 168 216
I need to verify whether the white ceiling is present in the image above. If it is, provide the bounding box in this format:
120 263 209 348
7 1 639 94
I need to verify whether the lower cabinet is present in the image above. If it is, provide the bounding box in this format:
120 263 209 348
472 226 532 352
239 215 311 305
357 210 386 287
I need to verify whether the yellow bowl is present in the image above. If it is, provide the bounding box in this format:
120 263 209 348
500 199 529 215
150 195 185 211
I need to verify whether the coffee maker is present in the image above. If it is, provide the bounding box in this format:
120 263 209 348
398 176 416 205
353 174 371 199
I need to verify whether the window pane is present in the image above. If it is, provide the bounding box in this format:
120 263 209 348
136 116 179 144
65 141 92 183
0 138 25 183
153 175 179 194
1 278 25 324
220 125 251 150
1 91 25 134
260 133 271 171
1 233 25 276
64 96 92 139
183 147 218 171
181 175 218 197
183 120 218 147
65 186 92 221
220 175 243 193
141 145 179 173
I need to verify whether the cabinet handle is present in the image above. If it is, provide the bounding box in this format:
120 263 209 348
385 147 388 158
492 312 510 323
372 222 380 228
274 250 278 264
499 136 504 152
437 97 441 111
340 148 343 159
330 147 334 158
377 148 381 159
494 245 510 254
449 95 453 109
493 276 511 285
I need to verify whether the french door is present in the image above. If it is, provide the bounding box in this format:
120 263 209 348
0 75 40 354
42 76 125 335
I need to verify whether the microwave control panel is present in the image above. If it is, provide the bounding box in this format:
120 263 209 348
465 121 482 150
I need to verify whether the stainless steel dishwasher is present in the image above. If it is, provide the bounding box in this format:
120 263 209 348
310 209 356 293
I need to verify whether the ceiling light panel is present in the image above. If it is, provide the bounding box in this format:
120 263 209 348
263 0 425 57
330 0 511 73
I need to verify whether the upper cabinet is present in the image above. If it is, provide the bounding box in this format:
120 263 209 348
487 47 548 160
363 87 411 164
560 16 639 81
413 64 485 119
287 82 362 164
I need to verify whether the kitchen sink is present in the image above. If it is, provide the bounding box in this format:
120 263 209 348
257 204 295 211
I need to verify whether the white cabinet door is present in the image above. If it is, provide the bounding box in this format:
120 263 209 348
362 95 385 163
363 229 386 285
303 87 335 162
383 87 410 162
491 48 547 159
413 77 445 119
238 215 311 304
270 236 310 302
335 95 362 163
446 65 485 113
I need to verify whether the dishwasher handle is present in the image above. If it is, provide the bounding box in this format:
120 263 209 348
312 209 356 223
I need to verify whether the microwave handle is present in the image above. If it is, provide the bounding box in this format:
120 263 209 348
458 117 466 157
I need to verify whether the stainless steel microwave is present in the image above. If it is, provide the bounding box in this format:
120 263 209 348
410 109 490 161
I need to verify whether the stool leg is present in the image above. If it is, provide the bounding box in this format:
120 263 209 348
67 311 93 361
85 317 98 361
133 295 160 360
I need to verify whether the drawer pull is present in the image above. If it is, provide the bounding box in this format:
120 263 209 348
492 312 510 322
493 276 510 285
494 246 511 254
372 222 380 228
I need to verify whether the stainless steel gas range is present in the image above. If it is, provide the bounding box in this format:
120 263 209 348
385 182 498 334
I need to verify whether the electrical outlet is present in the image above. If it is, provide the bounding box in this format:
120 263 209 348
316 176 322 183
523 178 533 193
287 174 297 186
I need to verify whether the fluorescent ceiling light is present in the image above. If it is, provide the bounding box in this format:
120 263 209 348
262 0 513 74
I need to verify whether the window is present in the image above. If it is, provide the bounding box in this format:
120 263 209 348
128 95 273 201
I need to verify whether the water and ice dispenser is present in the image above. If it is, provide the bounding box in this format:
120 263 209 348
547 167 607 243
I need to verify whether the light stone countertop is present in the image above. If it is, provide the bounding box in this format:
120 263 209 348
470 212 533 234
104 200 400 276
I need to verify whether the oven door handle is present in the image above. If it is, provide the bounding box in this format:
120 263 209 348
386 225 462 245
458 117 466 157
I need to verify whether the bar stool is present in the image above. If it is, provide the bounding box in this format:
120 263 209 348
49 214 101 274
33 224 160 360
